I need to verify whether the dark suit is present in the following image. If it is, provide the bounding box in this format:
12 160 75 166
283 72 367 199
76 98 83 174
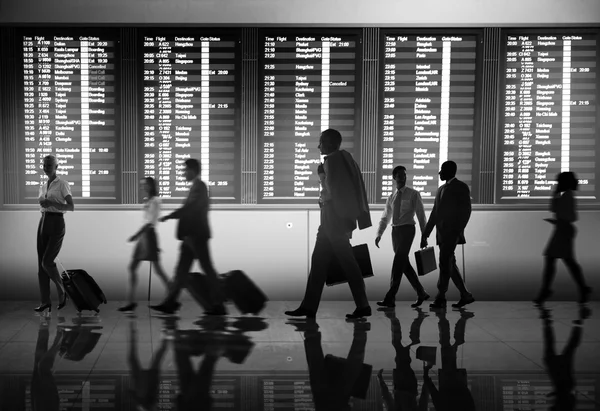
164 178 224 308
300 149 370 312
423 178 472 300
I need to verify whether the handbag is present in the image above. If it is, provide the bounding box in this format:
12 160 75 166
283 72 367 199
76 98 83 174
414 246 437 276
326 243 374 286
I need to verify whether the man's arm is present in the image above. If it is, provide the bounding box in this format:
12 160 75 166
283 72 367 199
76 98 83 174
376 195 393 238
455 183 472 231
165 181 208 220
423 189 440 239
415 190 427 233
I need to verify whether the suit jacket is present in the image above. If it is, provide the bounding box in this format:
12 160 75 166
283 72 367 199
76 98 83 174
324 149 372 231
170 179 211 241
423 178 471 245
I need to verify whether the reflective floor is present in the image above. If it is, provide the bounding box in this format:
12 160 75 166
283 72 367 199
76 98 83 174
0 300 599 410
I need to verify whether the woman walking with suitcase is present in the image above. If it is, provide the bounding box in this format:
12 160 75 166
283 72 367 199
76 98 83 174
35 155 74 313
119 177 170 312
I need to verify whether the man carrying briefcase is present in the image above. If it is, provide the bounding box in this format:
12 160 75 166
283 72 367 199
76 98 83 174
375 165 430 308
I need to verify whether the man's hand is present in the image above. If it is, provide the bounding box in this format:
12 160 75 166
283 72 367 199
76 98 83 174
375 236 381 248
420 236 428 249
159 215 169 223
128 235 137 242
39 199 52 208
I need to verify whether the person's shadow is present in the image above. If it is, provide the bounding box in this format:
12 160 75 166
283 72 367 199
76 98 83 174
376 308 430 411
30 316 65 411
422 309 476 411
127 319 168 411
170 316 266 410
539 305 591 411
287 318 373 411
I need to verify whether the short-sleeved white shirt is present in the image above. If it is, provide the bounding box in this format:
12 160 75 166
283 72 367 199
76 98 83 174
143 196 161 226
38 176 72 213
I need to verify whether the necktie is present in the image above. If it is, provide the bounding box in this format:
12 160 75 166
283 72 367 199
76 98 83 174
393 189 402 224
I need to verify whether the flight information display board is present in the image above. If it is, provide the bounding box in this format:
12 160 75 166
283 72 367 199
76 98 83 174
20 30 119 202
140 30 240 202
259 30 361 203
377 31 480 203
498 31 599 202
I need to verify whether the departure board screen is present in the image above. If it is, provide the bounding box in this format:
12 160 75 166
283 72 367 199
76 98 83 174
377 32 480 203
259 30 361 203
20 30 119 202
140 31 240 202
498 31 599 202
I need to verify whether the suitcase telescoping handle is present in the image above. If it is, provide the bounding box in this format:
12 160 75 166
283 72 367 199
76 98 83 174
56 258 68 277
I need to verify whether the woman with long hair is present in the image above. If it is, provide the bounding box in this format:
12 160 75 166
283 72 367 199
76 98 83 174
119 177 170 312
534 171 592 305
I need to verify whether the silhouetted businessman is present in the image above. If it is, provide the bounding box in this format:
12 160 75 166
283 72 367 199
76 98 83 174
377 308 430 411
423 309 475 411
421 160 474 309
151 158 226 316
539 306 590 411
534 171 592 306
376 165 430 308
127 320 168 411
289 318 372 410
286 129 372 319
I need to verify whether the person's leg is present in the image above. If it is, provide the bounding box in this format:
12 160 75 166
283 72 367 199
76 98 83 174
435 239 458 302
535 256 557 303
37 216 51 306
120 259 141 311
192 238 225 308
151 259 171 287
161 241 194 306
382 227 406 304
327 230 369 311
563 257 591 302
298 229 334 313
449 253 470 297
397 226 428 298
40 217 66 304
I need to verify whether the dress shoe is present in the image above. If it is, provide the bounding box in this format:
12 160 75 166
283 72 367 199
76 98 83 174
284 307 316 318
579 287 593 304
34 303 51 313
346 306 372 319
533 290 553 306
118 303 138 312
411 293 430 308
376 300 395 308
57 293 69 310
452 294 475 308
429 299 447 310
150 301 181 315
205 305 228 316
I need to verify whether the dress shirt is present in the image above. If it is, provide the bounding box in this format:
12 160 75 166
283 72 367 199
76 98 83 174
38 175 72 214
142 196 161 226
377 186 426 237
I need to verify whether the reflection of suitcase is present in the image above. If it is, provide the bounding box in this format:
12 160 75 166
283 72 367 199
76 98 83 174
59 327 103 361
186 272 213 310
414 247 437 276
326 243 374 286
61 269 107 313
221 270 267 315
324 354 373 399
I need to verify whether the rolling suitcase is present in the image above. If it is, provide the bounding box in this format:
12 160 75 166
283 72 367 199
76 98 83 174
59 265 107 313
186 272 213 310
221 270 267 315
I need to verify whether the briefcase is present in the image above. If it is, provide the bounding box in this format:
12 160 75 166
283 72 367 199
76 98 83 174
326 243 374 286
414 246 437 276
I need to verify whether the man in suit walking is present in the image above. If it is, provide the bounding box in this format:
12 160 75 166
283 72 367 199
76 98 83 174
285 129 372 319
421 160 474 309
375 165 430 308
150 158 226 316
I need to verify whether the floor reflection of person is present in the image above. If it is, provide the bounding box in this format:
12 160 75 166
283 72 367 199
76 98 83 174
423 310 475 411
31 317 64 411
540 306 590 411
377 309 429 411
290 318 372 411
127 320 168 411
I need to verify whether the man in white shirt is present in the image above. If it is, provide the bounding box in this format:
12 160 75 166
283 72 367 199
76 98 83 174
375 165 429 308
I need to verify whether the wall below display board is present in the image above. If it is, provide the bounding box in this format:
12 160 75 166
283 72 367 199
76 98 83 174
0 208 598 302
0 0 599 25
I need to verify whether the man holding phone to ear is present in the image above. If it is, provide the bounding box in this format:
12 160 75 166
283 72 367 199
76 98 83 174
375 165 430 308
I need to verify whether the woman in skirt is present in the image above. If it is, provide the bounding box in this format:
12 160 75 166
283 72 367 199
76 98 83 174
534 171 592 305
119 177 170 312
